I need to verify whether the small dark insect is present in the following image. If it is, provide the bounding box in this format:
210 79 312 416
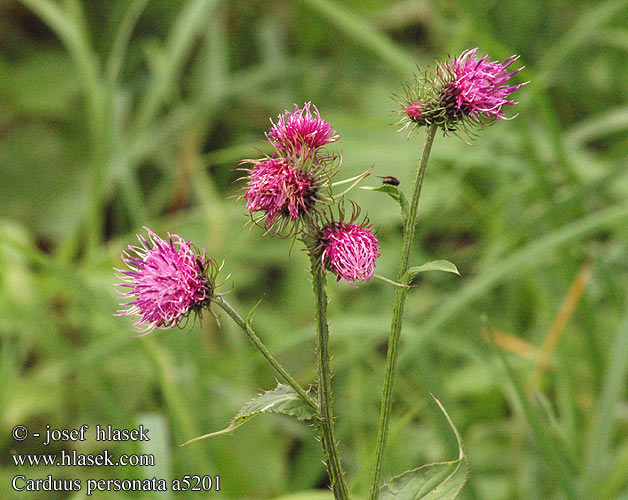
379 176 400 186
196 257 205 273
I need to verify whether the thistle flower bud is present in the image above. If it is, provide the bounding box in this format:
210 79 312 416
401 100 426 125
114 228 214 334
319 221 380 284
400 48 528 136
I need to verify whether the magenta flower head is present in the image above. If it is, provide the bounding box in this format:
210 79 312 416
400 48 527 136
441 48 527 119
318 221 380 284
114 227 214 335
242 157 318 233
267 102 339 157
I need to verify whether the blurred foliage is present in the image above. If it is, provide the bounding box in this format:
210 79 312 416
1 0 628 499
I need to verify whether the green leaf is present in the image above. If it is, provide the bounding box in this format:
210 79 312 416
362 185 409 222
405 261 460 282
373 274 411 289
182 384 317 445
379 397 467 500
246 296 265 325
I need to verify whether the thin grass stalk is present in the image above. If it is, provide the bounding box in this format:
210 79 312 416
488 333 578 499
368 123 437 500
105 0 150 85
19 0 109 256
582 300 628 498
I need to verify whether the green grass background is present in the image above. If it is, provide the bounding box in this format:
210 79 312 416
1 0 628 498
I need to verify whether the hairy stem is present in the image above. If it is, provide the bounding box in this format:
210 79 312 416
310 254 350 500
214 295 317 410
368 124 437 499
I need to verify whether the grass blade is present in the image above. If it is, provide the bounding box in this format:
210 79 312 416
399 201 628 367
581 302 628 498
298 0 417 76
538 0 628 82
488 331 577 499
133 0 218 133
106 0 150 85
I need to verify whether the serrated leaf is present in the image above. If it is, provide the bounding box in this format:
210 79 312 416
362 185 409 221
182 384 316 446
379 397 468 500
405 260 460 282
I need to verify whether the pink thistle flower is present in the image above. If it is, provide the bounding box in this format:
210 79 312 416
267 102 339 156
442 48 527 120
398 48 527 135
243 157 316 231
320 222 380 283
114 228 213 335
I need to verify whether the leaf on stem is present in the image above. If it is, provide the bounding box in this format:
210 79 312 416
246 295 265 325
378 396 468 500
361 184 409 222
405 260 460 283
181 384 317 446
374 274 411 288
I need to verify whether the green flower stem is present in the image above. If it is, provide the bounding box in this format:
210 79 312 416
368 123 438 500
213 295 317 411
309 254 350 500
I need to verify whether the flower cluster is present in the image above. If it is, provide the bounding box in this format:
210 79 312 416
400 48 527 136
241 103 380 283
114 228 214 334
241 103 340 236
114 49 528 334
115 104 379 335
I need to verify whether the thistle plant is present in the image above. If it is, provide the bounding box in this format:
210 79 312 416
114 49 526 500
369 48 527 500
